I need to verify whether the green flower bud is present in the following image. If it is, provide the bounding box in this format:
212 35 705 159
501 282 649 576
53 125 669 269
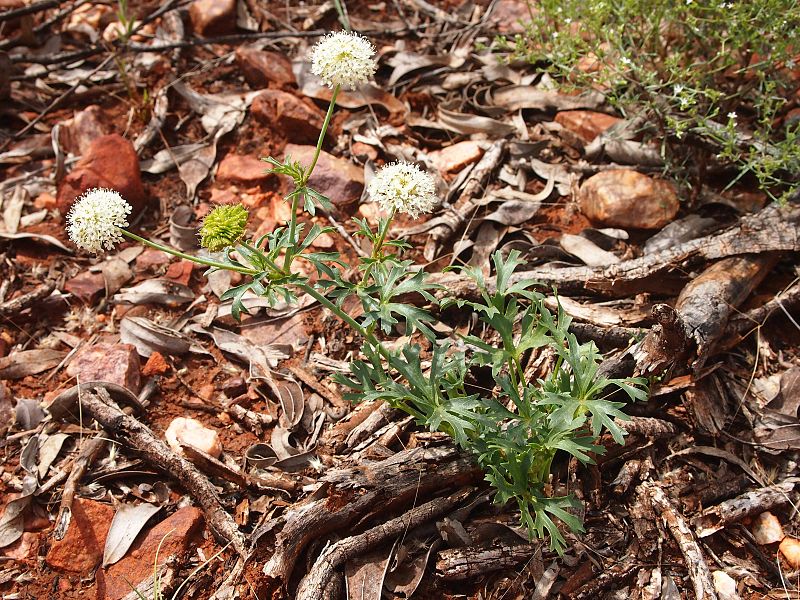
199 204 249 252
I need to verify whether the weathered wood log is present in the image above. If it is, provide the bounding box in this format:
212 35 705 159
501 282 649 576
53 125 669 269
430 200 800 299
296 489 471 599
259 447 482 597
435 542 540 581
643 483 718 600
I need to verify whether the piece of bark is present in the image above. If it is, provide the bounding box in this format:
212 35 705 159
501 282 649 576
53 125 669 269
52 435 106 540
644 483 719 600
423 139 507 260
53 385 247 556
429 200 800 298
435 542 540 581
692 479 797 538
675 254 778 371
632 304 692 376
296 489 471 599
260 447 482 596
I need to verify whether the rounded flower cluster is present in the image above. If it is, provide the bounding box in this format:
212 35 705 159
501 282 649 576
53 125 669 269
199 204 249 252
310 31 377 90
368 162 437 219
66 188 131 253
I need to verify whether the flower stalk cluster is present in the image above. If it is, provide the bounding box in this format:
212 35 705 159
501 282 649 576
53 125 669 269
65 30 647 553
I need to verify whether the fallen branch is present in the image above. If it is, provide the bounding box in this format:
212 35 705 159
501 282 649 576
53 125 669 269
692 478 797 538
423 139 507 260
260 446 481 596
643 483 718 600
429 201 800 299
435 542 540 581
296 489 471 599
53 384 247 556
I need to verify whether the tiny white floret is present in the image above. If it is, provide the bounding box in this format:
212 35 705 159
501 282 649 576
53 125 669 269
310 31 377 90
66 188 131 253
368 161 437 219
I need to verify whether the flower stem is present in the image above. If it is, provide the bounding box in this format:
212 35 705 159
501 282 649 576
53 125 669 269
295 281 391 362
283 193 301 272
120 229 259 276
303 84 340 184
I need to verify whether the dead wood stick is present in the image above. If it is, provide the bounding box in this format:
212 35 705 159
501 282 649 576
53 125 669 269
423 139 507 260
692 478 797 538
0 281 56 317
260 447 481 596
0 0 58 21
724 279 800 339
296 489 471 599
62 386 247 556
429 201 800 299
53 434 106 540
572 561 639 600
435 542 540 581
644 483 718 600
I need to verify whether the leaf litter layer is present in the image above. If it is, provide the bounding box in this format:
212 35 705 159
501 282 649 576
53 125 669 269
0 1 799 599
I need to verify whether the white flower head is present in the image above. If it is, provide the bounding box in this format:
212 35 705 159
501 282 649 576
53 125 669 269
727 111 738 120
66 188 131 253
310 31 377 90
368 161 437 219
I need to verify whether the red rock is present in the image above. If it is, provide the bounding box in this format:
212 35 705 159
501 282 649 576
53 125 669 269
251 90 325 144
235 47 296 89
189 0 236 37
578 169 679 230
56 134 147 219
1 531 39 561
351 142 378 161
97 507 204 600
491 0 530 34
283 144 364 208
216 154 272 185
429 141 485 174
134 247 172 271
164 259 196 287
64 271 106 304
46 498 114 573
60 105 109 156
66 343 141 393
33 192 57 210
555 110 622 143
141 351 169 376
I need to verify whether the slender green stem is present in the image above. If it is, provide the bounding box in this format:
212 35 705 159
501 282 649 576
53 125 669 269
302 85 340 184
358 209 396 288
283 193 301 272
295 281 391 362
120 230 259 276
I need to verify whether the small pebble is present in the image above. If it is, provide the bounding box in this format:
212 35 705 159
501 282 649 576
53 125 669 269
751 511 784 545
712 570 740 600
780 536 800 569
165 417 222 458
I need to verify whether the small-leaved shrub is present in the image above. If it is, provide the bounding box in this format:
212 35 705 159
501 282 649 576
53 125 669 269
495 0 800 199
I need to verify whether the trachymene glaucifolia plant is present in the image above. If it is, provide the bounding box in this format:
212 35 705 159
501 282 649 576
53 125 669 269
66 30 647 553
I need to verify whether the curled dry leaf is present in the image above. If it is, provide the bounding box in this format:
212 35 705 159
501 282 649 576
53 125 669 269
0 349 67 380
114 280 195 306
120 316 194 357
